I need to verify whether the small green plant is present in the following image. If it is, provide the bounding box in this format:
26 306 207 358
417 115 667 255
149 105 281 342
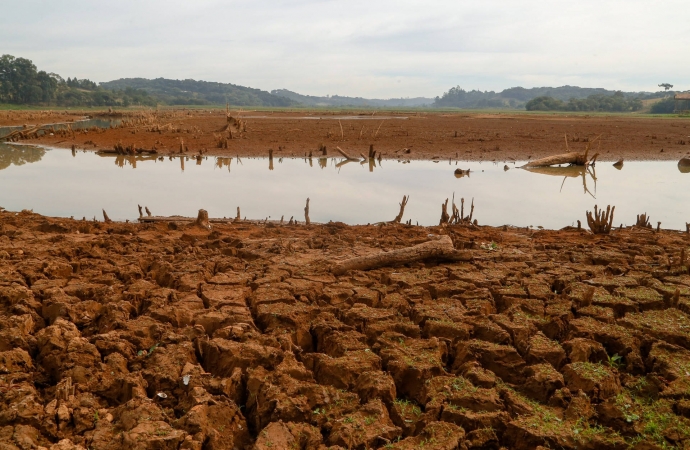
606 353 623 370
148 343 160 356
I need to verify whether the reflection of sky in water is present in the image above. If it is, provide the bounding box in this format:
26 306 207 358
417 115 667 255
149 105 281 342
0 143 689 229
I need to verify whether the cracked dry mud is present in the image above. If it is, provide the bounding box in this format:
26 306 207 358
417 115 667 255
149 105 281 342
1 210 690 449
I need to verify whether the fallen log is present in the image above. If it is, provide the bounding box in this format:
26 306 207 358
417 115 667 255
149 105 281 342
522 134 600 168
331 235 472 275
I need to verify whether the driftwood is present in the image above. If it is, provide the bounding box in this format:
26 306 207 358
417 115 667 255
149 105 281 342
138 205 143 218
332 235 472 275
586 205 615 234
145 207 152 217
102 209 111 223
522 134 600 168
392 195 409 223
2 125 42 141
335 146 359 161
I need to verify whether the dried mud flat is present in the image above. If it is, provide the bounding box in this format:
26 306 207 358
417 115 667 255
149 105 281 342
1 209 690 449
7 109 690 162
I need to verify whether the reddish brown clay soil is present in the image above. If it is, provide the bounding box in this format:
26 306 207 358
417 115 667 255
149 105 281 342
2 209 690 449
0 111 89 127
8 109 690 162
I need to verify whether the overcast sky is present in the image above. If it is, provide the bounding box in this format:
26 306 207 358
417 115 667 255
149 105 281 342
2 0 688 98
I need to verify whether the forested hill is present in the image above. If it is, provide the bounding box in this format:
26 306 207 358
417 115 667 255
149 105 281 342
100 78 297 107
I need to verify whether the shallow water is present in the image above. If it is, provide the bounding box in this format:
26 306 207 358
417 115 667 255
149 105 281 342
0 118 122 139
1 143 689 229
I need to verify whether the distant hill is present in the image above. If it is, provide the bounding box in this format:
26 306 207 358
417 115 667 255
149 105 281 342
100 78 297 107
271 89 434 107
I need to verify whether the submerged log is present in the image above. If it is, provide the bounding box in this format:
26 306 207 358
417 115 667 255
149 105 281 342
332 235 472 275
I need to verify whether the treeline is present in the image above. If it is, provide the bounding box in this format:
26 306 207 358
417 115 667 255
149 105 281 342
432 85 672 111
0 55 156 107
525 92 643 112
0 54 294 108
433 87 509 109
100 78 297 107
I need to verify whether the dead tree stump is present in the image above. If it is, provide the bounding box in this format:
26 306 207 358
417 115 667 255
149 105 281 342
586 205 614 234
304 198 311 225
102 209 112 223
440 199 450 226
392 195 409 223
196 209 211 230
636 213 652 228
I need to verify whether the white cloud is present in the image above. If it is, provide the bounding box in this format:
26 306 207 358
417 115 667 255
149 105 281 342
1 0 688 97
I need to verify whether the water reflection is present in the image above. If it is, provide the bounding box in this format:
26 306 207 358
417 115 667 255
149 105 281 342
523 165 597 198
1 146 689 229
0 143 45 171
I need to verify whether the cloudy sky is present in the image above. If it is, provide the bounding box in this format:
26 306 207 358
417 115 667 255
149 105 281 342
2 0 688 98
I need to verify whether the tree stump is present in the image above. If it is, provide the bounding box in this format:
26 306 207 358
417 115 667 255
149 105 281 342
196 209 212 230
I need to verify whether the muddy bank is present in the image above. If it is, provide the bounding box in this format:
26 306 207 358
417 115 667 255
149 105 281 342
8 109 690 162
1 209 690 449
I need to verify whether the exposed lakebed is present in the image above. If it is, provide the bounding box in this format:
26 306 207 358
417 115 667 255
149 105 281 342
1 142 688 229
